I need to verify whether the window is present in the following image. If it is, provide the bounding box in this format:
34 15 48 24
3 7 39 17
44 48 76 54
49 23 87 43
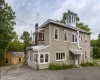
64 30 68 41
79 35 83 40
6 58 8 63
54 28 59 40
72 33 77 42
85 35 87 43
19 58 21 62
56 52 65 61
40 54 44 63
34 54 38 63
40 53 49 64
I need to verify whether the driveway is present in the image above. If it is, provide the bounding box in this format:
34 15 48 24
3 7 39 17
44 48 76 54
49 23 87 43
1 65 100 80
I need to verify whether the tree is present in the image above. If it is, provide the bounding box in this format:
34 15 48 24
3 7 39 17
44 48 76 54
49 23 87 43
57 10 90 31
0 0 16 63
91 34 100 58
20 31 32 64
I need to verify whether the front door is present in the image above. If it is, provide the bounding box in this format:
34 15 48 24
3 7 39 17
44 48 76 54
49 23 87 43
75 54 79 65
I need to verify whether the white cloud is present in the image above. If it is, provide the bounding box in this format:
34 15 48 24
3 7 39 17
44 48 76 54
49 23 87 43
6 0 100 39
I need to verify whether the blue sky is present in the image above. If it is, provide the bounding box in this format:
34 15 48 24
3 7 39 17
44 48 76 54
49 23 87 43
6 0 100 39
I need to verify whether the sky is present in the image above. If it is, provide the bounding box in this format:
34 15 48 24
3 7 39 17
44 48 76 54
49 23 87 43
6 0 100 39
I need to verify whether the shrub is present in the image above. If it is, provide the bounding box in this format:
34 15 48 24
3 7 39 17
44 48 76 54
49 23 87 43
49 63 76 70
81 62 95 67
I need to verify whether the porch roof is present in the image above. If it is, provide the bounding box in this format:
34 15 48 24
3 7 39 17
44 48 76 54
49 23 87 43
70 49 84 54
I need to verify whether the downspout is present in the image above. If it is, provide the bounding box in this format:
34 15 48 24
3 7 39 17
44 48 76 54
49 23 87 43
77 31 81 49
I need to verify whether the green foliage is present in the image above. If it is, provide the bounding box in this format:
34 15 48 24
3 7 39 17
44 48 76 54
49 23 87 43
0 0 16 58
9 40 24 52
21 31 32 49
91 34 100 58
56 9 90 31
49 63 76 70
81 62 95 67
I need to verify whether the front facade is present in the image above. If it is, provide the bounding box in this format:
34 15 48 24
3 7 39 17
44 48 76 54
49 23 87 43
6 52 24 65
28 12 92 69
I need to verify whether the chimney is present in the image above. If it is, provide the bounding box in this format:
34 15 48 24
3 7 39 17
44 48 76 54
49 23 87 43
66 12 77 27
35 23 38 45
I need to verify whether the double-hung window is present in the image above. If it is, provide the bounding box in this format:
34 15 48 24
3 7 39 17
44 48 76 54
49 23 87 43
64 30 68 42
54 28 59 40
56 52 65 61
72 33 77 42
34 53 38 63
40 53 49 64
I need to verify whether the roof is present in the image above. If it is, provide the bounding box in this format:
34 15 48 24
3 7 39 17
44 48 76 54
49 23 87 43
28 45 50 51
39 19 91 34
70 49 84 54
11 52 24 57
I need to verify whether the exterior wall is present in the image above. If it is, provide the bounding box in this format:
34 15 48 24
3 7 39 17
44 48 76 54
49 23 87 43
44 24 50 46
6 52 15 64
6 52 24 65
39 23 91 69
79 32 91 63
28 50 37 69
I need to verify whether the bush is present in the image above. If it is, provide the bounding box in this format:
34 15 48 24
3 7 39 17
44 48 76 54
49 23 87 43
81 62 95 67
49 63 76 70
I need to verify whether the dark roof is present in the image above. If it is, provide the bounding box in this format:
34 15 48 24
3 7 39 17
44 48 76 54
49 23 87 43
39 19 91 34
11 52 24 57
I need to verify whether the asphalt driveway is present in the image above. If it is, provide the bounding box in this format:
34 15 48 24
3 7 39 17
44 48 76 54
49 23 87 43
1 65 100 80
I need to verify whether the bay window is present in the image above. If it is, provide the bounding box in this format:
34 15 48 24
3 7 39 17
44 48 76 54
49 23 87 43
40 53 49 64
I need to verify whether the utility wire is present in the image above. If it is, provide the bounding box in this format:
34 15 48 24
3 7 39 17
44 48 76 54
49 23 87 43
15 18 35 26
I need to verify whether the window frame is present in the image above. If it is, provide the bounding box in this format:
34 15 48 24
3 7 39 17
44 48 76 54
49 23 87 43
55 51 66 61
34 53 38 64
54 28 59 41
72 33 77 43
64 30 68 42
39 52 50 64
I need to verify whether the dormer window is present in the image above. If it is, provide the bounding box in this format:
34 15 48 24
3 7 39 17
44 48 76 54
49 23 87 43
54 28 59 40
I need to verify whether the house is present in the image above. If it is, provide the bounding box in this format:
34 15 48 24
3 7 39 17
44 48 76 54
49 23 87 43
6 52 24 65
27 12 92 69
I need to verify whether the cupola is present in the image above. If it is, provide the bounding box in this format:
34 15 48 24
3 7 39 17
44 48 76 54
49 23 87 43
66 12 77 27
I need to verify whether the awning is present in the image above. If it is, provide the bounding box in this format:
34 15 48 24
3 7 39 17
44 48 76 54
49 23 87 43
70 49 84 54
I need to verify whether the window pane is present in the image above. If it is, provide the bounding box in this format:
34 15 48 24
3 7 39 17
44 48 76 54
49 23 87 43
40 59 44 63
62 53 65 59
56 53 58 60
40 54 44 58
45 54 48 62
59 53 60 60
72 34 74 42
61 53 62 59
55 29 58 39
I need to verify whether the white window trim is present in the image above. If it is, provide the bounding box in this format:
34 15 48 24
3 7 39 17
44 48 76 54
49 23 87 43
55 51 66 61
39 52 50 64
33 53 38 64
54 28 59 41
64 30 68 42
72 32 77 43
